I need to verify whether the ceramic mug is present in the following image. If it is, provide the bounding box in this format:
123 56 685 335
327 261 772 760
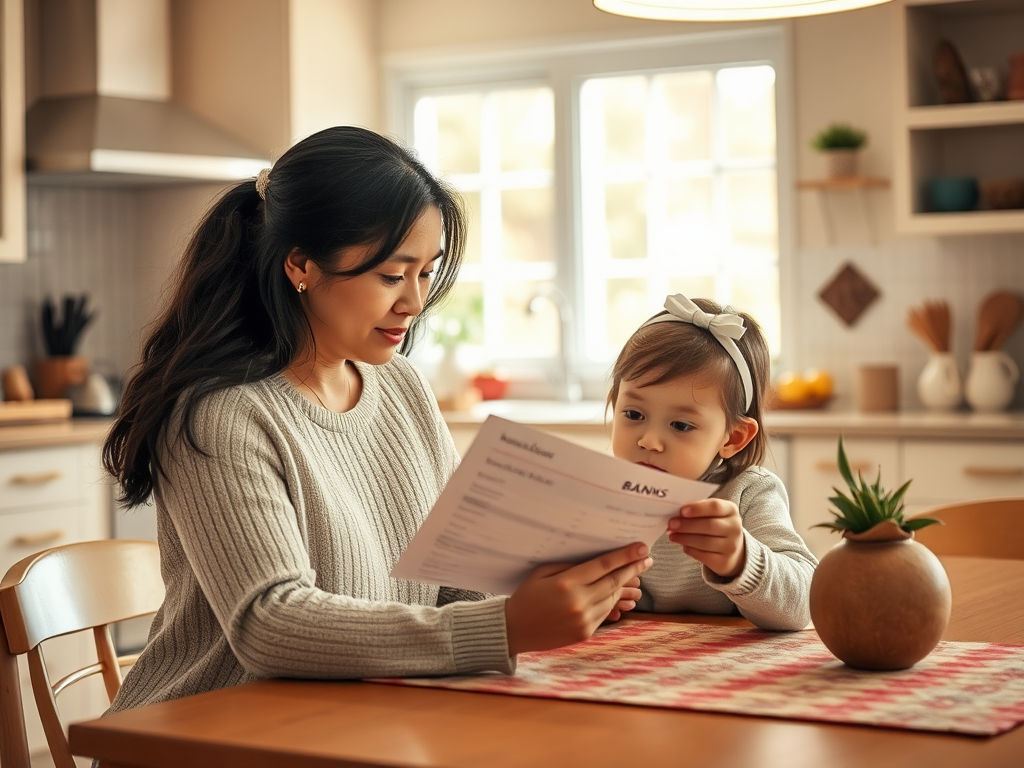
917 353 962 411
964 351 1019 412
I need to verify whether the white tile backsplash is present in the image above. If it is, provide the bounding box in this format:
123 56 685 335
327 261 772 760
0 187 139 387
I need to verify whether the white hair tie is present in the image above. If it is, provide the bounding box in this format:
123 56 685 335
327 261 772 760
640 293 754 412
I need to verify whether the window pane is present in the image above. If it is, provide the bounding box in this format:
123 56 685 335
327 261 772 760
719 66 776 161
726 171 778 253
432 281 484 346
667 275 716 300
461 190 482 265
432 93 482 174
605 182 647 260
601 76 647 167
655 71 713 163
731 272 780 354
504 280 558 354
605 278 649 350
666 176 714 256
498 88 554 172
502 187 554 263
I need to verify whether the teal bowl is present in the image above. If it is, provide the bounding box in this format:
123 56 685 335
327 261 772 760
927 177 978 212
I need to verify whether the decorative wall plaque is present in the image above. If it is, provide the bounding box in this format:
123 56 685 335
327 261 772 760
818 261 880 326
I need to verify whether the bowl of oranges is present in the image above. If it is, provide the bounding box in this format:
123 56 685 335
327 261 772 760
769 369 834 409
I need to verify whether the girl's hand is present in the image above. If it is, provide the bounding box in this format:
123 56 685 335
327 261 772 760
604 575 642 624
504 543 652 656
667 499 746 579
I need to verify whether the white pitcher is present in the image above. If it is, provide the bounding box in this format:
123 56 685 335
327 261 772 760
964 351 1020 412
917 353 962 411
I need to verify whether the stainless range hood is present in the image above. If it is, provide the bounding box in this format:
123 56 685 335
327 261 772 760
27 0 269 186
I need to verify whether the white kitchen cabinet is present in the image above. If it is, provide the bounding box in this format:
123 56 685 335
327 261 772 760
788 437 901 559
787 433 1024 559
901 438 1024 515
0 0 26 263
894 0 1024 235
0 443 110 759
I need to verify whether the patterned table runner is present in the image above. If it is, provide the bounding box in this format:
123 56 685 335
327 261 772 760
371 622 1024 736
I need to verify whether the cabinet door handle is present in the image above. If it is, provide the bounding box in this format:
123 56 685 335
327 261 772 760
814 460 872 473
9 471 64 485
12 530 65 547
963 466 1024 479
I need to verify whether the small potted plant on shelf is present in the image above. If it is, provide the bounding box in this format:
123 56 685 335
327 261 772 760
808 437 949 671
34 293 95 400
810 122 868 179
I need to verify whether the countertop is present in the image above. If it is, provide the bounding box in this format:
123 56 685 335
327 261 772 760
443 401 1024 441
0 419 112 451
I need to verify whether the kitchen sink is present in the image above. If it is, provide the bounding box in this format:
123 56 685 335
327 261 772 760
469 399 608 424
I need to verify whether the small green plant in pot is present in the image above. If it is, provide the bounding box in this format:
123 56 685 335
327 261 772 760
808 437 951 671
810 122 868 179
34 294 96 400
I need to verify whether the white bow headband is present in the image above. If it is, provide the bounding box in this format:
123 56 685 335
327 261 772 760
640 294 754 413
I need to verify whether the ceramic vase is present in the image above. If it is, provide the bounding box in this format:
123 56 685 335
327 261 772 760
432 345 467 403
34 355 88 400
916 353 962 411
809 520 951 671
964 351 1019 412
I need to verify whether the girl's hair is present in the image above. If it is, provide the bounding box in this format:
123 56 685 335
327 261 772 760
104 126 465 507
607 297 771 483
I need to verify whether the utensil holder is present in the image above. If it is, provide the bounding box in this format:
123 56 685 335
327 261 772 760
965 351 1019 412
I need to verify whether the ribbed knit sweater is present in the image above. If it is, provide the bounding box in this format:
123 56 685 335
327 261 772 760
637 466 818 630
107 355 513 714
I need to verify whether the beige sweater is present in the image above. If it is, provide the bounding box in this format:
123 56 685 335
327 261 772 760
108 356 512 714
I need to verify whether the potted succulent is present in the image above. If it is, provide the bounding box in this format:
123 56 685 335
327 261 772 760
34 294 95 400
810 122 868 179
808 437 950 671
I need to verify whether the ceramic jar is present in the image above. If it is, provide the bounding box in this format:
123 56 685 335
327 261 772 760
33 355 88 400
917 353 962 411
809 521 951 671
964 351 1019 412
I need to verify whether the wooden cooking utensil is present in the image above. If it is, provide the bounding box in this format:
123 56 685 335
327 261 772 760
907 300 951 353
974 291 1023 351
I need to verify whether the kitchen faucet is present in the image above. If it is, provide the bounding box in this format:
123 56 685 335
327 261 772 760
526 286 583 402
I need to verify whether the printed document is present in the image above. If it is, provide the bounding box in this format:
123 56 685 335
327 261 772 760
391 415 718 595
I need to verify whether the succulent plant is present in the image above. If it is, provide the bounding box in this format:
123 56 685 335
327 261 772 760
41 293 95 356
810 122 868 151
814 436 941 535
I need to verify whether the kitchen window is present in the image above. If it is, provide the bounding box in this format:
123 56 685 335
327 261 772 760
390 26 793 387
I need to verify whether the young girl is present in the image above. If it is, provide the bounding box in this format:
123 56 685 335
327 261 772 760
101 126 648 714
608 293 816 630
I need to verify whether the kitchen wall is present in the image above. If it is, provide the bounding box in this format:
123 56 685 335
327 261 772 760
379 0 1024 410
2 0 1022 411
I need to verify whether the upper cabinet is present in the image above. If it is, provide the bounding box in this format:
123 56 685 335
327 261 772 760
894 0 1024 235
0 0 25 263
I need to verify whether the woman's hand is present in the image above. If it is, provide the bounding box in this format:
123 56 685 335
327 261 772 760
504 543 652 656
667 499 746 579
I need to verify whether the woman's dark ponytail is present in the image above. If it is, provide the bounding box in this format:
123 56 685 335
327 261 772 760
104 127 465 507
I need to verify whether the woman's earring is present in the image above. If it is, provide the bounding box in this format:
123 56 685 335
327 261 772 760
297 282 306 294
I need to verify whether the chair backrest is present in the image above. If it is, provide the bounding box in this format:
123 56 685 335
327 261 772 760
911 498 1024 560
0 539 163 768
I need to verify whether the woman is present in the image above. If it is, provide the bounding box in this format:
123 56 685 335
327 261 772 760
103 126 650 712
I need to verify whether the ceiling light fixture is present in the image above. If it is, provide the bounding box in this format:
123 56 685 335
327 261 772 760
593 0 893 22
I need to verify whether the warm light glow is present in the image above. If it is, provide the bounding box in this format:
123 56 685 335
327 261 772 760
594 0 893 22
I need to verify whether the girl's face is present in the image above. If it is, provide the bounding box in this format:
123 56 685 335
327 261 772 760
610 372 755 481
287 206 443 366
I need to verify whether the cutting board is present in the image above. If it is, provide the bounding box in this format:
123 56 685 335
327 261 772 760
0 399 73 424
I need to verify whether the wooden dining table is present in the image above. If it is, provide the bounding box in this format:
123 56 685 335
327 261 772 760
57 556 1024 768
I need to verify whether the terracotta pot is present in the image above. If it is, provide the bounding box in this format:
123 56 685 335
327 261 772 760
809 520 951 671
34 356 89 399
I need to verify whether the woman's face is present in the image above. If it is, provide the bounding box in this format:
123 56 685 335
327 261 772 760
292 205 443 366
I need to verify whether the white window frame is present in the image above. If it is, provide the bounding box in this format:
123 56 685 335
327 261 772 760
386 25 796 387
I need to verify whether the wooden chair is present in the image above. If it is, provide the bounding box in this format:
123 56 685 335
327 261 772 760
0 539 163 768
910 498 1024 560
